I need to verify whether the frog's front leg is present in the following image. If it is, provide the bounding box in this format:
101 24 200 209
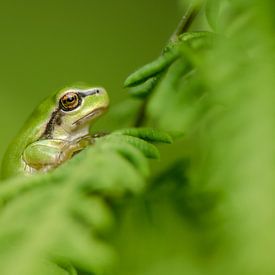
23 139 90 172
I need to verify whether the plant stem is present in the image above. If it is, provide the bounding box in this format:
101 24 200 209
134 0 203 127
170 0 204 42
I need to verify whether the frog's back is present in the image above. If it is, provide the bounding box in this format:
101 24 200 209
1 96 56 180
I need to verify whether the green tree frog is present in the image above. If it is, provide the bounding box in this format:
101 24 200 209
1 86 109 179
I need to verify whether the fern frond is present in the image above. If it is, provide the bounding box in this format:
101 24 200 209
128 78 158 98
0 130 167 275
124 49 179 87
114 128 173 144
99 134 160 159
125 31 214 103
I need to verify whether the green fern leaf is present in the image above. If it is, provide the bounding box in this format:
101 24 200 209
124 49 179 87
0 130 169 275
100 134 160 159
114 128 173 144
128 78 158 98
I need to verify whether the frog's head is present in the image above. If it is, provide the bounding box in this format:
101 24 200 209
54 87 109 134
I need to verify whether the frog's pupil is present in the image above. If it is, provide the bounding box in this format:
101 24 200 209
67 97 74 102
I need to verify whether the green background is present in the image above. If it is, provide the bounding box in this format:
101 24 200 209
0 0 179 162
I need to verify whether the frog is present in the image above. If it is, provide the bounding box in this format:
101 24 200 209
1 86 109 179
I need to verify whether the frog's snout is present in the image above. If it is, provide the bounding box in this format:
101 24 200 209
82 87 107 97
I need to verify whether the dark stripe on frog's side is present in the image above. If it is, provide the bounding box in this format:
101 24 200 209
41 108 63 139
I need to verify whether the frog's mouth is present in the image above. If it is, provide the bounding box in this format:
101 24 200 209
72 107 107 127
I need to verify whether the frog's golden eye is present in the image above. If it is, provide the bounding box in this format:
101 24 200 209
59 92 81 111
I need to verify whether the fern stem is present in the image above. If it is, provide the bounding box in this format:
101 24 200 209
170 0 203 43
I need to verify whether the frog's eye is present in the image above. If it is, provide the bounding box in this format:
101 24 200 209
59 92 81 111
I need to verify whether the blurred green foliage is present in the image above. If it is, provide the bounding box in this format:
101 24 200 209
1 0 275 275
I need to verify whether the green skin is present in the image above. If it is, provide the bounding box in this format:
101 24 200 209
1 86 109 180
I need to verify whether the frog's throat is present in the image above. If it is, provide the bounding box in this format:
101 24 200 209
72 107 107 127
41 106 107 140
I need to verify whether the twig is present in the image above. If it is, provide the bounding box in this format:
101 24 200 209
170 0 204 42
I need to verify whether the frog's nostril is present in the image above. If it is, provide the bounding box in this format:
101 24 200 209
94 88 107 95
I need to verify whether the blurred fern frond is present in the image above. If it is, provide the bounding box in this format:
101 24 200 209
117 0 275 275
0 130 169 275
